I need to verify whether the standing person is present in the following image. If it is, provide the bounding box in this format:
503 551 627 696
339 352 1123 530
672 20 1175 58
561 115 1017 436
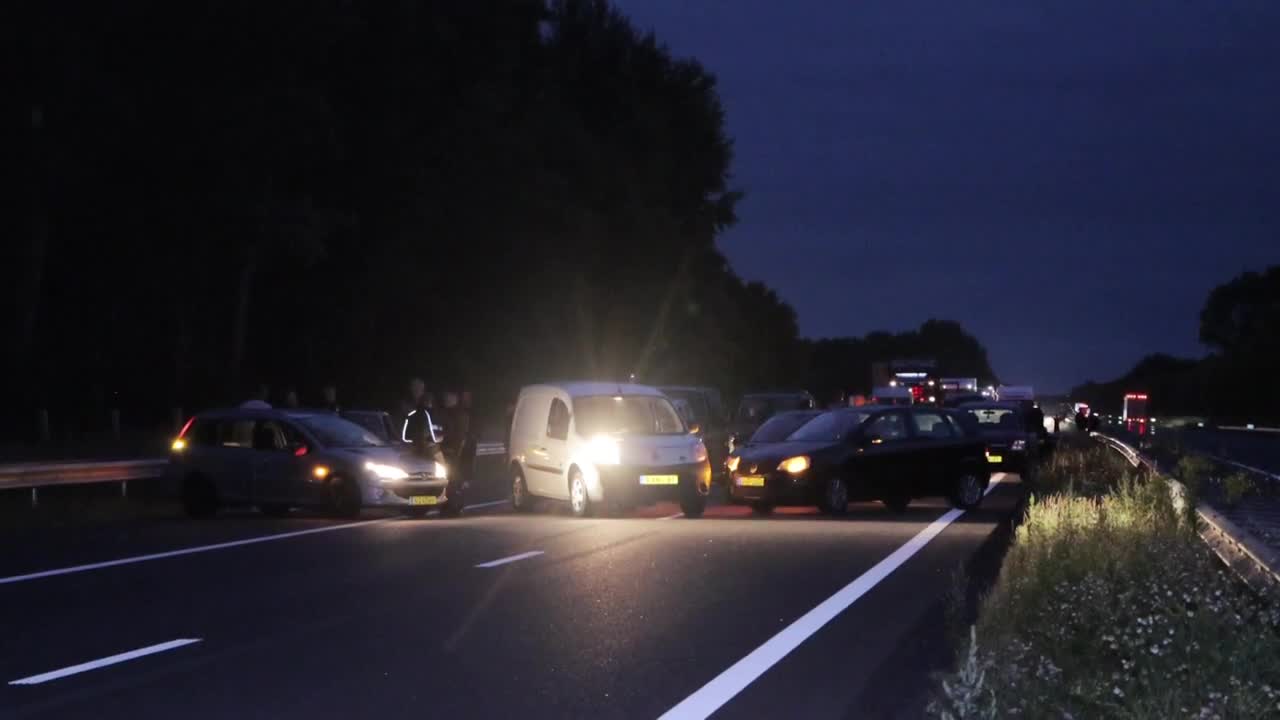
1075 409 1088 432
321 384 340 413
402 378 434 452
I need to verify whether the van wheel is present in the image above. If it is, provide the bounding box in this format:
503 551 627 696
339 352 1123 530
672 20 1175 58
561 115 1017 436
950 473 986 510
182 475 218 518
511 468 533 513
819 476 849 516
327 475 362 519
568 468 591 518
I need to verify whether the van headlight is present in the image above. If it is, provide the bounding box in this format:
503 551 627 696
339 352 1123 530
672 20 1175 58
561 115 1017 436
589 435 621 465
365 462 409 481
693 441 708 464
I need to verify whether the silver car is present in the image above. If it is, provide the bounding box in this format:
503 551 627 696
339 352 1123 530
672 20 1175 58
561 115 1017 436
168 408 455 519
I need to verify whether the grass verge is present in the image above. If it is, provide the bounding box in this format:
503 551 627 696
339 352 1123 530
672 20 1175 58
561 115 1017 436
930 445 1280 719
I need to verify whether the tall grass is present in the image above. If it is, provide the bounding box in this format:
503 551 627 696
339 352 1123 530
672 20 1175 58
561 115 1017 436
931 448 1280 719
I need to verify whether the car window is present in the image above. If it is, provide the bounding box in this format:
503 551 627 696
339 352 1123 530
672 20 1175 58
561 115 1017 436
911 411 956 439
217 419 255 448
863 412 908 442
547 398 570 441
751 412 820 443
296 414 387 448
189 419 218 447
574 395 687 436
786 411 871 442
652 398 685 434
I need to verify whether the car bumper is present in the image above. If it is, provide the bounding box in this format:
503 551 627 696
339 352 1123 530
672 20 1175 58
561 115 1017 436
726 470 819 506
364 478 453 507
983 451 1027 474
592 461 711 505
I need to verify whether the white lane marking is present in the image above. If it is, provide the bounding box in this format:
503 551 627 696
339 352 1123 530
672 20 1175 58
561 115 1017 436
475 550 544 568
1207 454 1280 481
657 512 684 521
0 520 386 586
9 639 202 686
464 499 510 510
660 474 1007 720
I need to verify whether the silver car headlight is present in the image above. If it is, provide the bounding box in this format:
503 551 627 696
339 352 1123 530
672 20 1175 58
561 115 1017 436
433 461 448 479
365 462 409 481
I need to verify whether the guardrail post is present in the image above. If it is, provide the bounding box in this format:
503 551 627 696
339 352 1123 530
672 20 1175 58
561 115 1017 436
31 487 38 508
110 409 121 441
121 479 128 498
37 409 50 443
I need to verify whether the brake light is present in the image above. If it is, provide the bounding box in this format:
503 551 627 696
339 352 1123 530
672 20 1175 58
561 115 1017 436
177 416 195 438
294 445 309 457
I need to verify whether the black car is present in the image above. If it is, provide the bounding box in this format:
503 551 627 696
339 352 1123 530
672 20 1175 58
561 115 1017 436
727 406 991 515
728 391 816 450
956 401 1039 473
724 409 824 474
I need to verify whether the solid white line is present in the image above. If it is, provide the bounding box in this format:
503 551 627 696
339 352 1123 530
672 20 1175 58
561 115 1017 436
1208 454 1280 481
0 520 387 586
659 475 1006 720
475 550 544 568
657 512 684 520
9 639 202 686
464 499 510 510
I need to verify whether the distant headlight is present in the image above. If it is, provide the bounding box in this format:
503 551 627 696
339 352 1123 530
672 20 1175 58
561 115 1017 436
589 435 621 465
726 455 741 472
1012 440 1026 451
778 456 810 474
365 462 409 481
693 441 708 464
434 461 448 479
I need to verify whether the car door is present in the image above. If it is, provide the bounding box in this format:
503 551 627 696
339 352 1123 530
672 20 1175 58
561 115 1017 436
856 410 914 499
206 417 255 502
539 397 572 499
251 419 305 504
516 394 558 497
908 409 960 497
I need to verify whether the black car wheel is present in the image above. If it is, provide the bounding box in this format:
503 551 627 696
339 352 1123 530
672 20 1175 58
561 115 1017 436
820 476 849 516
511 468 533 513
327 475 362 519
750 502 774 516
182 474 219 518
568 468 591 518
950 472 986 510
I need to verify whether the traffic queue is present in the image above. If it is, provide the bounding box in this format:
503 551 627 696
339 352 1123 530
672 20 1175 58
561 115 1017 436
164 376 1051 521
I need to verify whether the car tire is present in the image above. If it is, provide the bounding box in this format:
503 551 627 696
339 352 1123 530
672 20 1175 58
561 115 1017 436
750 502 774 516
680 493 706 518
327 475 362 519
882 493 910 514
259 503 291 518
182 474 218 518
820 475 849 516
511 468 534 513
949 472 987 510
568 468 591 518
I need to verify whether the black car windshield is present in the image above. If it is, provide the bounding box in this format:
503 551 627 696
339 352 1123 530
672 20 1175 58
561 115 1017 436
963 406 1022 432
575 395 686 435
297 414 388 448
751 411 822 443
786 411 872 442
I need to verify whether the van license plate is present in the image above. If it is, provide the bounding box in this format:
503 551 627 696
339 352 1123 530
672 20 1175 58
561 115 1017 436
639 475 679 486
736 475 765 487
410 495 438 506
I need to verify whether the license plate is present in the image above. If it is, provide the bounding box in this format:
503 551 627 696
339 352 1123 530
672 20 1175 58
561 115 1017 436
986 455 1003 464
639 474 679 486
410 495 439 506
736 475 765 487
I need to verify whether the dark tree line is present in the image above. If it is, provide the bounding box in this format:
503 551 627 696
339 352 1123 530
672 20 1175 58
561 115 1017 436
9 0 1000 442
1072 265 1280 422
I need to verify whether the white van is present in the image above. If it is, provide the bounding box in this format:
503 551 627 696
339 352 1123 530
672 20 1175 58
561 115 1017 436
507 382 712 517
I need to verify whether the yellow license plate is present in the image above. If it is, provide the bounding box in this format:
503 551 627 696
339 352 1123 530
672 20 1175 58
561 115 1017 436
410 495 439 506
986 455 1003 464
639 474 679 486
736 475 765 487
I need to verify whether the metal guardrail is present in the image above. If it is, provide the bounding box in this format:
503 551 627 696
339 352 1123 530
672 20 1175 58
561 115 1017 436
1092 432 1280 599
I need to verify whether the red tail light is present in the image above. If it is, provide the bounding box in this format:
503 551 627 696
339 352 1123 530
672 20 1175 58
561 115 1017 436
294 445 309 457
177 416 195 438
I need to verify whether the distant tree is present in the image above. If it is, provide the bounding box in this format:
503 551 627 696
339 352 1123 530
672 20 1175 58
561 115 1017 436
1199 265 1280 359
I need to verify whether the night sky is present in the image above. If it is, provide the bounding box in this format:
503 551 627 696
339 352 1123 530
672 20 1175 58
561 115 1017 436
616 0 1280 392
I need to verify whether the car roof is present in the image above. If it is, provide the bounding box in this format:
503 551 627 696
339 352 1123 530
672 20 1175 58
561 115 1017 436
958 401 1021 411
740 391 811 400
658 385 716 394
195 408 336 420
520 381 665 399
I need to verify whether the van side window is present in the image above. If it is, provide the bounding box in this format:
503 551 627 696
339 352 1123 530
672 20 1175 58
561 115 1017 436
547 399 570 441
218 419 255 448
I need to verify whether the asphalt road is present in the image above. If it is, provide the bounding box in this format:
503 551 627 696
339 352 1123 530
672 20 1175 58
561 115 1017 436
0 464 1023 720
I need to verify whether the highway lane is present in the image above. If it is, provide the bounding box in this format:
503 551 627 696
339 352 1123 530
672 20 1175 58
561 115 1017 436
0 472 1022 719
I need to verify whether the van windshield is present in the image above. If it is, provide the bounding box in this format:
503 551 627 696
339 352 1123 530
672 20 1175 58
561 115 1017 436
574 395 686 436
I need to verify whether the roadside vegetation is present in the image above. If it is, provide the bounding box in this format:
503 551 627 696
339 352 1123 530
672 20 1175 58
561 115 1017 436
931 444 1280 719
